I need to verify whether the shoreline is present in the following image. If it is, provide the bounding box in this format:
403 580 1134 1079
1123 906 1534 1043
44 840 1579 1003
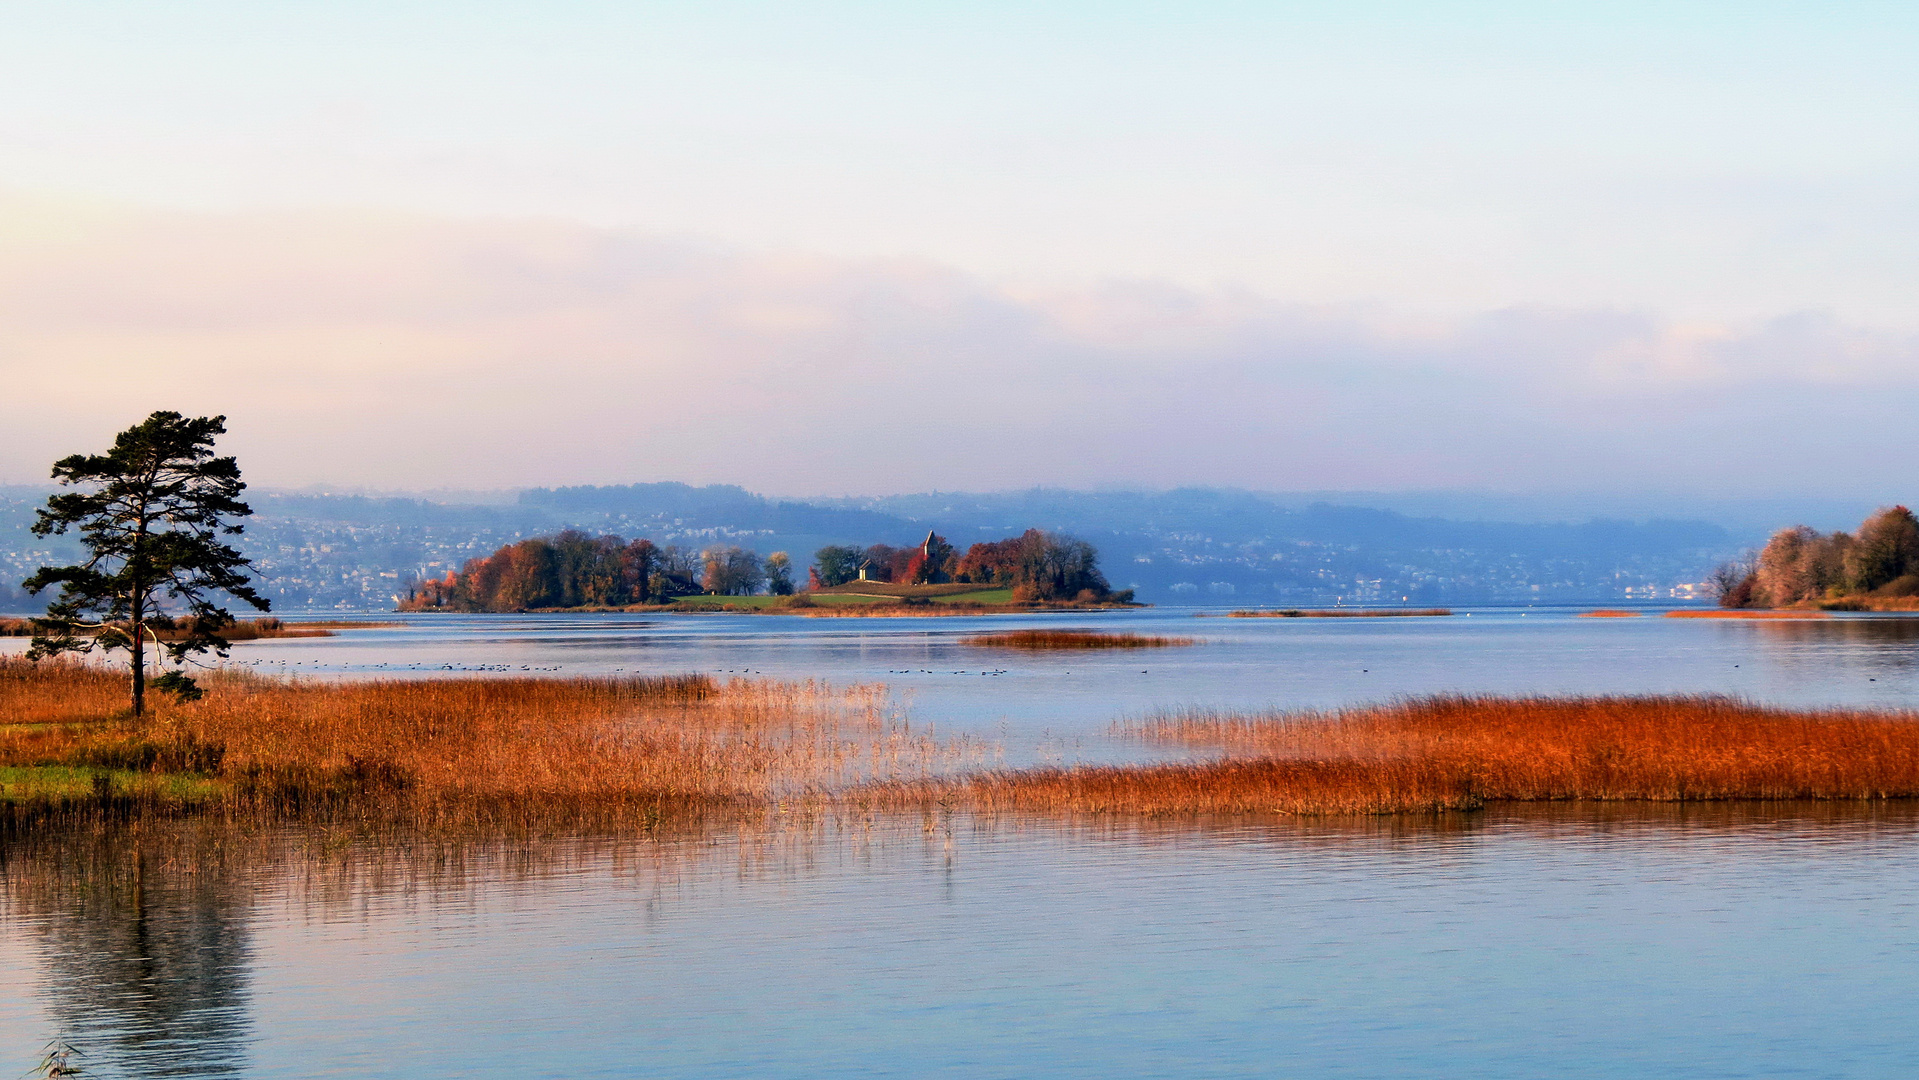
414 599 1148 617
1213 608 1452 619
0 616 394 640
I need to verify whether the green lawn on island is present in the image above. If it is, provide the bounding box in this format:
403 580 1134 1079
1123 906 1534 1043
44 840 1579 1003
669 587 1014 610
668 594 788 609
937 588 1014 604
668 594 871 609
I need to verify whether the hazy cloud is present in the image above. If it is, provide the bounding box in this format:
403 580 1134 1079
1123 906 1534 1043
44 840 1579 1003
2 196 1915 498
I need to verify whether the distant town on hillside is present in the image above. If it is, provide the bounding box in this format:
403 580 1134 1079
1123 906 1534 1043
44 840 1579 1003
0 483 1787 612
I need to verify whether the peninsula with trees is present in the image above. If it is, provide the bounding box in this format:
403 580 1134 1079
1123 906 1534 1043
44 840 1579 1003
1714 505 1919 610
397 527 1137 614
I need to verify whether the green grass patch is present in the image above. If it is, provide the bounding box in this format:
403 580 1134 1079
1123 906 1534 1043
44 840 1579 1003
0 765 226 803
935 588 1014 604
669 594 786 609
669 593 908 609
814 581 999 598
662 587 1012 610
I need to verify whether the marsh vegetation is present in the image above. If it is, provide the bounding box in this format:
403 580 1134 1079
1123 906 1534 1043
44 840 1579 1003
0 659 986 831
863 695 1919 815
8 654 1919 826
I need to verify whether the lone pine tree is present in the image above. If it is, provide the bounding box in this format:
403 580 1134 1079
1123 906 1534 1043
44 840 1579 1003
24 411 268 715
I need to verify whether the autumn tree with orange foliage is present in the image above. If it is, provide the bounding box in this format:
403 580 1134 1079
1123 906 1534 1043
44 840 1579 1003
1718 505 1919 608
955 529 1116 602
400 531 683 611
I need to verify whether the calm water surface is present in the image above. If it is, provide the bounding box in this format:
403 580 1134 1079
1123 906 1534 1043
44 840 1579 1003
4 607 1919 1076
4 809 1918 1079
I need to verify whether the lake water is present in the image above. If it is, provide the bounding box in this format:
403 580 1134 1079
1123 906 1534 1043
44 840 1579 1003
5 606 1919 1077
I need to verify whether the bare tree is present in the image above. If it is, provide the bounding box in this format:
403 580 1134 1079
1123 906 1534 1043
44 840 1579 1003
700 546 766 595
1705 559 1749 602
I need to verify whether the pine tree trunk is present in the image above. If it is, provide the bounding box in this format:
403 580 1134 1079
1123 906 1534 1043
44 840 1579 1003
131 619 145 717
130 589 146 717
131 507 148 717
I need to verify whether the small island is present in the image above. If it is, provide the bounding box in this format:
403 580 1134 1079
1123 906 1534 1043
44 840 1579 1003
397 528 1139 615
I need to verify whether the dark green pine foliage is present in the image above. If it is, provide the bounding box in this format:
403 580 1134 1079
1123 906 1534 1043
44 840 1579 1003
24 412 268 715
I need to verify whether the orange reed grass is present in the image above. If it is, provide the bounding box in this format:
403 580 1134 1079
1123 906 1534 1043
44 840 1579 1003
1132 695 1919 803
855 695 1919 819
961 630 1196 650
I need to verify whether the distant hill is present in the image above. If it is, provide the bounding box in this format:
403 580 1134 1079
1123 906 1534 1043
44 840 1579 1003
831 487 1728 555
816 488 1735 605
1 482 1745 611
519 482 925 552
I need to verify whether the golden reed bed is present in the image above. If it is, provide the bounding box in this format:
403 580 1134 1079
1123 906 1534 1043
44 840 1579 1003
0 659 982 829
7 659 1919 823
865 695 1919 815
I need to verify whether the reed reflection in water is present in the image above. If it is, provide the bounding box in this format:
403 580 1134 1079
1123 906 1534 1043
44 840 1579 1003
2 824 255 1077
7 805 1919 1079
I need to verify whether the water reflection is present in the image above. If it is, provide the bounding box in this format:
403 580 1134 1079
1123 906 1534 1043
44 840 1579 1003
8 803 1919 1079
1734 616 1919 685
1748 615 1919 646
2 826 254 1077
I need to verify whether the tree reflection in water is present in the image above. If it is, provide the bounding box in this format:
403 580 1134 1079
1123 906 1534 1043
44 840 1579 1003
1745 615 1919 675
4 825 253 1077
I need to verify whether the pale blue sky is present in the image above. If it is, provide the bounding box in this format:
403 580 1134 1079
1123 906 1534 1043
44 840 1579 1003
7 1 1917 318
1 3 1916 495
